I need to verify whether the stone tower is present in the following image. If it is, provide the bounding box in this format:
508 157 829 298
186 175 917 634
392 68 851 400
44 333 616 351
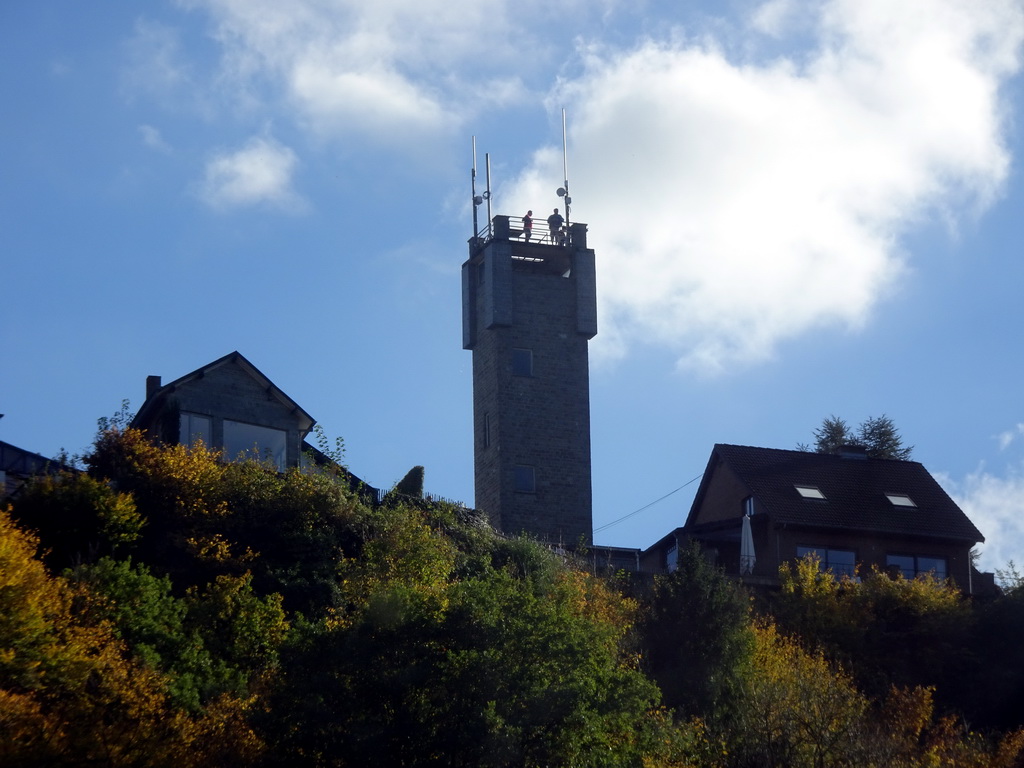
462 214 597 546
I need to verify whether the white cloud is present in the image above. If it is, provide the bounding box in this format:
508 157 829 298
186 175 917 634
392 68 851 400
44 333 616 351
122 19 193 108
289 62 456 139
997 423 1024 451
139 124 172 153
198 136 304 211
752 0 800 37
174 0 575 146
938 465 1024 572
157 0 1022 368
503 0 1024 372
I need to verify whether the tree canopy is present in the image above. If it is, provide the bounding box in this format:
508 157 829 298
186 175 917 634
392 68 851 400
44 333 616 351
804 414 914 460
4 421 1024 766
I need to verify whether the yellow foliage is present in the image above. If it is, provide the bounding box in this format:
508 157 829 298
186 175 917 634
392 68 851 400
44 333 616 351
732 620 868 767
186 532 240 563
90 427 229 520
0 507 264 766
992 728 1024 768
338 504 457 612
0 684 65 763
641 711 726 768
0 504 76 690
552 567 638 654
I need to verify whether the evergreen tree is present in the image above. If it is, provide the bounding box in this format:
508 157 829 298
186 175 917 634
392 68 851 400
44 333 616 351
810 415 854 455
857 414 914 460
639 541 753 717
804 414 912 460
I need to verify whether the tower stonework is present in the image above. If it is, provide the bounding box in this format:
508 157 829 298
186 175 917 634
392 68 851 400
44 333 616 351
462 215 597 546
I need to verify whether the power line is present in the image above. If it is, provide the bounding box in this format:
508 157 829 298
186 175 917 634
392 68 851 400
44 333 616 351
593 473 704 534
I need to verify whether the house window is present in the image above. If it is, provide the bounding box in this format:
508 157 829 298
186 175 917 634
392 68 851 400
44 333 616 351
223 420 288 471
180 412 211 447
795 485 826 499
511 348 533 377
886 493 916 507
666 544 678 572
887 554 947 580
514 465 536 493
797 546 856 577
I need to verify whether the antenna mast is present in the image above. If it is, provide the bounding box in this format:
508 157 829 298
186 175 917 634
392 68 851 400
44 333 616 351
471 137 480 237
485 153 493 237
470 137 494 240
557 108 572 224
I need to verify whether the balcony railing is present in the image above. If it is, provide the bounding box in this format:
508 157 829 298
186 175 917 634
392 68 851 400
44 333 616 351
472 214 576 250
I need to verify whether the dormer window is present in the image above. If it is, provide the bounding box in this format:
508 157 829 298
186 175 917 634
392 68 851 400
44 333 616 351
795 485 826 500
886 493 916 507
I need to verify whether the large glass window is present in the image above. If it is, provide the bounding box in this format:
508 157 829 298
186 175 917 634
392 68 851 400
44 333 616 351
179 412 211 447
887 554 947 580
223 420 287 471
797 545 856 577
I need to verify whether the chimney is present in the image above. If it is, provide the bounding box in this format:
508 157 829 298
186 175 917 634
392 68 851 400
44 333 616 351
838 444 868 459
146 375 162 400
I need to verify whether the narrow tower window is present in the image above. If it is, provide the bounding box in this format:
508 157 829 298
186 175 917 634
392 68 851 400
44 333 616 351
514 465 536 493
511 348 533 377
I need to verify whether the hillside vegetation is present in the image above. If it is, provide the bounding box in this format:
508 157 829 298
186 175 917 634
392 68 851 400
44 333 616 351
3 426 1024 767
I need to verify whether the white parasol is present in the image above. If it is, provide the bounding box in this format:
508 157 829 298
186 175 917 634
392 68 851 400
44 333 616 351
740 514 756 575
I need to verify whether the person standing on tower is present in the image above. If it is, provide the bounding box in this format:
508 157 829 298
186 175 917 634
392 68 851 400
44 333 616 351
523 210 533 241
547 208 564 244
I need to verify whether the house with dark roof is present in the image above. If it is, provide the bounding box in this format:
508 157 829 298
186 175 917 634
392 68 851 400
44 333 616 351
131 351 316 472
1 440 71 499
641 443 990 593
130 351 391 504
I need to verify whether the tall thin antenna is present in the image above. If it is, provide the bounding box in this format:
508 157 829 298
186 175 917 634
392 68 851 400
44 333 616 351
471 136 480 237
557 107 572 225
485 152 493 238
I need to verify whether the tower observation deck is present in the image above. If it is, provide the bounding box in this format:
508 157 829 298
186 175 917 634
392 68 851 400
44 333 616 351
462 214 597 547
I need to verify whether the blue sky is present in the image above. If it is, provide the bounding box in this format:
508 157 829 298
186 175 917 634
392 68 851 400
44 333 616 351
3 0 1023 571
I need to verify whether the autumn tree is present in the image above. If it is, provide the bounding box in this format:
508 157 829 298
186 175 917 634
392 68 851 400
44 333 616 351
725 620 869 768
16 418 1024 765
0 507 263 766
724 619 1024 768
266 518 660 767
69 556 216 711
9 472 143 569
771 555 974 716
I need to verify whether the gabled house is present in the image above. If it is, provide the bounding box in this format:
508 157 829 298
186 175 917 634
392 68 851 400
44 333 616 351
131 351 315 472
1 440 71 499
130 351 389 504
643 443 989 593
